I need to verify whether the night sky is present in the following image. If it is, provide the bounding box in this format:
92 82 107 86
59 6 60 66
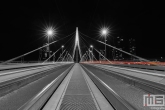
0 0 165 61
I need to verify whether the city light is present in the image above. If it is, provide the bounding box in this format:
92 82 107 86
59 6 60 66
99 26 110 58
90 45 93 48
45 26 56 38
102 29 107 35
47 29 53 36
62 45 64 48
42 25 57 61
100 27 110 37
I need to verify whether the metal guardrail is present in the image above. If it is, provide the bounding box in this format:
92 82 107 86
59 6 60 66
107 64 165 71
18 64 73 110
0 63 73 71
81 65 136 110
81 61 165 71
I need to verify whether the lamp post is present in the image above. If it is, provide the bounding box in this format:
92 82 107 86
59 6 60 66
100 28 109 59
86 51 90 61
46 28 54 61
61 45 64 59
90 45 93 62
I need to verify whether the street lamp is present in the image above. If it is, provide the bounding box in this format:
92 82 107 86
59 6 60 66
46 28 54 45
62 45 64 49
90 45 93 62
100 27 109 58
61 45 64 58
46 27 55 61
86 51 90 61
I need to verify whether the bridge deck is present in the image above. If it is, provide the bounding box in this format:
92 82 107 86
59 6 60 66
43 63 113 110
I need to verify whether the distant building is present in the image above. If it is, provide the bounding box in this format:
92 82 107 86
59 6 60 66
129 38 136 60
99 50 105 61
113 36 124 60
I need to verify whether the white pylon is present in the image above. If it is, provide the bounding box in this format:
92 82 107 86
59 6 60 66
73 27 82 60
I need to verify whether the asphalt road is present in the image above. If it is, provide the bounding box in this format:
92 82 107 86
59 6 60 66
0 64 72 110
82 64 151 110
0 64 63 84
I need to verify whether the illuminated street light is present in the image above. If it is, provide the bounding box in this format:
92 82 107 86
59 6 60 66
61 45 64 58
45 27 56 61
45 26 55 38
100 27 110 58
102 29 107 35
100 28 109 37
47 29 53 36
90 45 93 62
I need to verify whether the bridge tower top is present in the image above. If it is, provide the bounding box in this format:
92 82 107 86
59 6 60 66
73 27 82 62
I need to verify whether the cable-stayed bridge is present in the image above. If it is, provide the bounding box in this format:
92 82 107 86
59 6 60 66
0 28 165 110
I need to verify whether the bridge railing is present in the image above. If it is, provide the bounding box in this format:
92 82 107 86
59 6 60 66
81 61 165 66
81 61 165 71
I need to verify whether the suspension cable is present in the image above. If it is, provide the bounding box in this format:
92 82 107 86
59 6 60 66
79 31 149 61
79 33 113 64
43 32 75 63
56 49 66 62
42 48 61 63
0 32 75 65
